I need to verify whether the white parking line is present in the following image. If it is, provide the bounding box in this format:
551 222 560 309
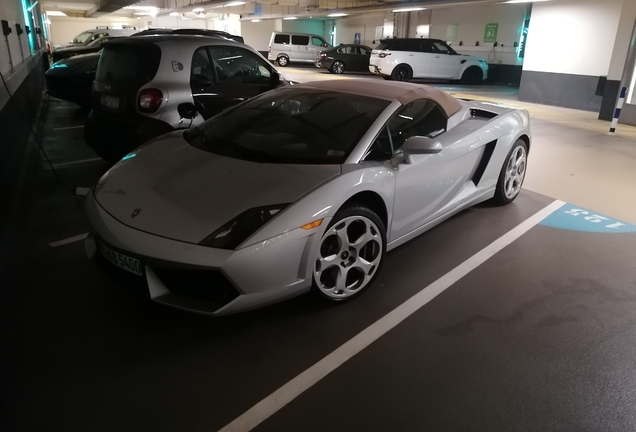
219 199 566 432
53 125 84 131
51 157 102 168
49 233 88 248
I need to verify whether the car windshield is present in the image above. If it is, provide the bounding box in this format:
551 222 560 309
73 31 93 44
87 37 108 47
187 88 390 164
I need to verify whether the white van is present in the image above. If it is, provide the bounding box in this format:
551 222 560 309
268 32 331 66
54 27 138 50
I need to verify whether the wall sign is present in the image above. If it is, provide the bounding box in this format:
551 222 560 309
540 204 636 233
354 33 361 45
484 23 498 43
446 24 458 42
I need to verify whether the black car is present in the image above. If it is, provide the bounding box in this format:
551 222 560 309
45 52 100 107
52 36 120 63
316 44 372 74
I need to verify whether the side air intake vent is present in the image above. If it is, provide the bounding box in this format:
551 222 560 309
470 108 498 119
471 140 497 185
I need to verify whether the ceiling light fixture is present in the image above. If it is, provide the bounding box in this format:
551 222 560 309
327 13 348 17
134 12 152 15
123 6 158 10
392 7 426 12
192 7 205 12
169 12 179 16
46 11 67 16
283 16 297 20
251 19 262 22
225 1 245 6
503 0 551 3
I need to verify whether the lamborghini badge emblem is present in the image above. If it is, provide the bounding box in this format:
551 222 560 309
131 208 142 218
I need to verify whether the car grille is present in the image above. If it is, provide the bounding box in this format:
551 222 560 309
152 268 240 306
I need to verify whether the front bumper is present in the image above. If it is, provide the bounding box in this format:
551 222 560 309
84 192 322 316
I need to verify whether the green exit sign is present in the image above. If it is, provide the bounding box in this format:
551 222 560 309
484 23 498 43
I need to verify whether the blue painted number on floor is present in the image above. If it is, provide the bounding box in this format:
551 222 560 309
540 203 636 233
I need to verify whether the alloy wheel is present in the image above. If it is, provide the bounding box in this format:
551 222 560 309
278 56 288 66
314 216 383 299
504 145 527 199
332 61 344 74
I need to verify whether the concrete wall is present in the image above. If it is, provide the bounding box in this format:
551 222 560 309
0 0 48 253
333 13 392 47
48 16 139 48
282 19 327 39
241 19 280 52
519 0 628 112
428 4 528 66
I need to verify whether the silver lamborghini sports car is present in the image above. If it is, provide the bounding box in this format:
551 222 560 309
85 80 530 315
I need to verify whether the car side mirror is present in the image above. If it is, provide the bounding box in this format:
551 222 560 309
178 102 198 120
402 136 442 163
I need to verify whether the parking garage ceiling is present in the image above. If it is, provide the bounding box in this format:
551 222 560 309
40 0 507 20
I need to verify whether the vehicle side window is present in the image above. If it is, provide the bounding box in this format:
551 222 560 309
387 99 448 154
208 46 272 85
292 35 309 46
337 46 354 54
420 40 435 53
190 47 215 90
431 42 451 54
364 126 393 161
274 34 290 44
359 47 371 55
312 37 325 47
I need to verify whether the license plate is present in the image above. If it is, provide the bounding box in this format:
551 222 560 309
100 94 119 109
99 242 142 276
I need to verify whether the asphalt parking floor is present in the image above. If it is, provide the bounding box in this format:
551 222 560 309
1 98 636 432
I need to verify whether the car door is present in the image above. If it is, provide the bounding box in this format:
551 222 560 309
335 46 356 68
400 39 431 78
355 46 372 71
430 41 461 79
387 99 474 241
291 35 310 62
190 46 278 120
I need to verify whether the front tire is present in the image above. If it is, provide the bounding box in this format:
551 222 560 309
277 55 289 67
312 205 386 301
391 65 412 82
492 139 528 205
331 60 345 74
461 67 483 85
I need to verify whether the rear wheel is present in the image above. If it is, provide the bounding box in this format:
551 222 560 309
277 55 289 67
391 65 412 82
492 139 528 205
461 67 483 85
330 60 345 74
312 205 386 302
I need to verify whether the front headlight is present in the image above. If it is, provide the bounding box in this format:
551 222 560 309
199 204 290 250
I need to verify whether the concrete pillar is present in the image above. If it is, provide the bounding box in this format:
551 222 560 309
598 0 636 120
518 0 626 112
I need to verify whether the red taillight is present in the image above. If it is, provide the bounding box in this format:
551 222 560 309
138 88 163 113
378 52 391 59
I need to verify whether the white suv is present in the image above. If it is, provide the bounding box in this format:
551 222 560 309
370 38 488 84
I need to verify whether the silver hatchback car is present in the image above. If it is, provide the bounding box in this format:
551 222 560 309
85 35 290 162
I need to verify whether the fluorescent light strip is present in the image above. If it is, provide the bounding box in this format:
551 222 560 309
46 11 66 16
251 19 262 22
283 16 297 20
226 1 245 6
392 7 426 12
328 13 348 17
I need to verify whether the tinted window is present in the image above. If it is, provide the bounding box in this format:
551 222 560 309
312 37 326 47
292 35 309 46
190 48 215 89
337 46 354 54
189 88 390 164
73 31 93 44
388 99 447 153
420 40 435 53
376 40 393 50
274 34 290 44
364 126 393 161
432 41 451 53
360 47 371 55
96 44 161 85
208 47 271 85
377 39 421 52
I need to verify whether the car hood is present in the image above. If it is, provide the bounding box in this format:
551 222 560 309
47 52 100 75
94 133 341 244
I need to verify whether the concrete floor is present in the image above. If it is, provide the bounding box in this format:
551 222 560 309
1 74 636 432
